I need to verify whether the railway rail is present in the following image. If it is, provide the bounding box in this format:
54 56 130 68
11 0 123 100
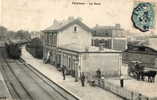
0 54 79 100
0 55 33 100
19 58 80 100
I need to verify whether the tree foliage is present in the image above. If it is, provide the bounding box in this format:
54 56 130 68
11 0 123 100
15 30 31 40
0 26 31 40
0 26 7 40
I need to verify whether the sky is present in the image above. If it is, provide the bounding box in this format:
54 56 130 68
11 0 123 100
0 0 157 35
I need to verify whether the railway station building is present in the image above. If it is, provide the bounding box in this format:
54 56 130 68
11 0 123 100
42 17 122 79
91 24 127 51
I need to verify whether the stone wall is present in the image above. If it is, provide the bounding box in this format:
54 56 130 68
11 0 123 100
81 53 122 77
57 24 92 48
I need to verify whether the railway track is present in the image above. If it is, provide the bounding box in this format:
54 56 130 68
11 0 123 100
18 58 79 100
0 56 33 100
0 54 80 100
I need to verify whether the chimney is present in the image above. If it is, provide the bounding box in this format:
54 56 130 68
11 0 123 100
115 24 120 29
77 17 82 21
53 19 59 25
96 24 99 28
68 16 74 21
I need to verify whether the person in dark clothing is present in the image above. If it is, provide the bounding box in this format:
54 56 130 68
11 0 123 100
96 69 102 85
62 66 66 80
96 68 101 79
136 93 142 100
120 75 124 87
81 72 85 87
135 62 140 80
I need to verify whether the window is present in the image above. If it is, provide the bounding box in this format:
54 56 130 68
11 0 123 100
49 33 53 46
74 26 77 32
106 33 109 36
48 33 52 46
91 39 94 46
47 33 50 45
105 29 112 36
53 33 57 47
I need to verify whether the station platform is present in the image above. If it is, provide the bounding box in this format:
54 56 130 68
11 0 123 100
21 46 123 100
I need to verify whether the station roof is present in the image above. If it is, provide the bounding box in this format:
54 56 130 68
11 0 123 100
149 35 157 38
126 45 157 55
43 18 92 33
147 45 157 52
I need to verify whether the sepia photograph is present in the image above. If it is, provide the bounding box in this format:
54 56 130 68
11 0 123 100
0 0 157 100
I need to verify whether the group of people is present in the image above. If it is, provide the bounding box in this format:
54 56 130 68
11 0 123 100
61 66 86 87
61 67 102 87
61 67 126 88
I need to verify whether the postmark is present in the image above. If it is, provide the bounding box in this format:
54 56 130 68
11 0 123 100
131 2 155 32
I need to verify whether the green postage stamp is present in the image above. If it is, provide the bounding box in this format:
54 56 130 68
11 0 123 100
132 2 155 32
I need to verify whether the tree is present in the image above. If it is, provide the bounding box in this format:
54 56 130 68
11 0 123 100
0 26 7 40
7 31 16 39
0 26 31 41
15 30 30 40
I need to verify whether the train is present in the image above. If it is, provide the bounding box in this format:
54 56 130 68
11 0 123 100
5 40 21 59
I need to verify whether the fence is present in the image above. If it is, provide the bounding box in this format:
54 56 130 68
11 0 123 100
95 79 155 100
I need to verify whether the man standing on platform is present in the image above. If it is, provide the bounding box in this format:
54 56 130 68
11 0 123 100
120 75 124 87
81 72 85 87
62 66 66 80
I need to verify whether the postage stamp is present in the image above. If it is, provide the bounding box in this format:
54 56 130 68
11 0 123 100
132 2 155 32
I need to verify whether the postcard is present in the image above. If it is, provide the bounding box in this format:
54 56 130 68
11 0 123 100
0 0 157 100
